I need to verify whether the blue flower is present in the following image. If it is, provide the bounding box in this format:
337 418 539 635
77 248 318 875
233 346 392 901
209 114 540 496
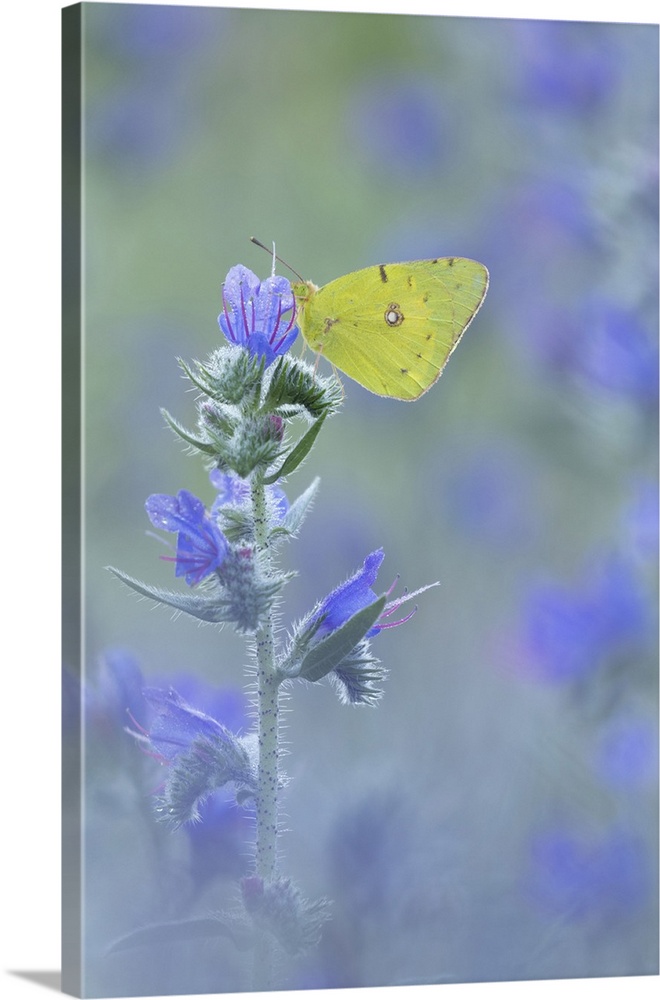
218 265 298 367
127 684 256 827
145 489 229 586
123 676 252 877
161 673 249 735
141 686 232 763
312 549 419 640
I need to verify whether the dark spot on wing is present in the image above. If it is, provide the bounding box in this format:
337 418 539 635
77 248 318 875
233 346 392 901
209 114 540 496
384 303 404 327
379 264 388 283
447 257 455 266
400 368 408 375
422 293 429 303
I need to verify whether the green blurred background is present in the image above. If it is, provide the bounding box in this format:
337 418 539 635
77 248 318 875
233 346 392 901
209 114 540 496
69 3 658 994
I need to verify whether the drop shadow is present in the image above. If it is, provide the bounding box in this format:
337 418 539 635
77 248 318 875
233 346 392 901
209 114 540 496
9 971 62 993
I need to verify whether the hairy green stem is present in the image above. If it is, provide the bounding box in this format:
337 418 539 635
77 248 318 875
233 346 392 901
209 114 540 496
251 472 279 987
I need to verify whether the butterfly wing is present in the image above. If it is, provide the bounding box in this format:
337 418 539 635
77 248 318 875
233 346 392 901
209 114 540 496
300 258 488 400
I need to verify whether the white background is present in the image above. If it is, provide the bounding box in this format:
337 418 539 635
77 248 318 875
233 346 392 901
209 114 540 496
1 1 657 998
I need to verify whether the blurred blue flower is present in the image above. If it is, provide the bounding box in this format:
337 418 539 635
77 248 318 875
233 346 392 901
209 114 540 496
594 715 658 790
572 297 659 404
218 265 298 367
527 826 649 918
95 646 149 730
125 680 255 869
209 469 250 507
479 177 596 338
145 489 229 586
95 4 218 61
623 480 659 565
327 792 409 912
187 791 250 884
521 555 649 683
512 21 620 115
143 676 252 883
312 549 418 640
82 648 148 744
500 177 596 258
442 444 536 548
515 295 659 409
141 686 233 763
87 82 185 170
347 73 453 178
209 468 289 523
87 5 229 176
161 673 249 737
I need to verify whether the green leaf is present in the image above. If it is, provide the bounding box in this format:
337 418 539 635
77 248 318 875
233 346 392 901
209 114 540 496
275 477 320 538
160 408 217 455
264 413 326 485
108 568 230 623
107 915 254 955
177 356 216 396
298 594 386 683
263 354 342 417
216 505 253 542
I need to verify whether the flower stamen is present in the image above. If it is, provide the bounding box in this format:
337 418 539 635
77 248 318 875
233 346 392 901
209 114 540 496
222 291 236 342
239 283 250 336
377 605 418 629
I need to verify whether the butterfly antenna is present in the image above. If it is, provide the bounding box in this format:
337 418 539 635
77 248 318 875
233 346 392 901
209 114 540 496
250 236 304 282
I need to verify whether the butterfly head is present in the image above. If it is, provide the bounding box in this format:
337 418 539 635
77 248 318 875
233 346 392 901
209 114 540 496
290 279 318 306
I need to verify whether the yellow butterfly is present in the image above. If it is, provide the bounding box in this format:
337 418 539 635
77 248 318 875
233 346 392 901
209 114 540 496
290 258 489 401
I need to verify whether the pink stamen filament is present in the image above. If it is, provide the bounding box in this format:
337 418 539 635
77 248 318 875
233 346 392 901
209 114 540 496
377 605 418 629
269 294 284 346
239 283 250 337
160 553 208 570
222 290 236 342
125 709 171 765
271 294 297 351
126 707 150 737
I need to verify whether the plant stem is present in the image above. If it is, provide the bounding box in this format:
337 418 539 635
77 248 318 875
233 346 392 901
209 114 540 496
251 472 279 987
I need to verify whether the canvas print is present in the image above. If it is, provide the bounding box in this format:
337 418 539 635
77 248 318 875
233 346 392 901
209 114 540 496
62 3 659 997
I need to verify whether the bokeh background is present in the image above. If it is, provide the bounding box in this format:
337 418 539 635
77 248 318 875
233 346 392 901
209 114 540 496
65 3 658 996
